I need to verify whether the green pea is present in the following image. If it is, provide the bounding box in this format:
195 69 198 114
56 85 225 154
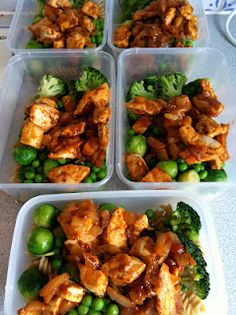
82 295 93 307
92 298 104 311
90 173 97 182
179 163 188 172
55 236 64 248
145 209 154 220
52 256 63 271
96 33 103 46
37 166 44 174
127 110 138 122
193 163 203 173
78 304 89 315
97 169 107 181
84 177 93 184
91 36 97 44
35 174 45 183
100 203 117 213
32 159 41 168
88 310 101 315
176 158 185 164
39 152 47 162
52 247 60 255
57 100 64 111
106 304 119 315
199 164 205 172
24 179 33 183
85 161 92 167
199 170 208 180
25 170 35 180
128 129 135 137
68 309 78 315
101 162 107 170
57 159 67 165
44 159 60 175
91 166 100 174
103 297 111 309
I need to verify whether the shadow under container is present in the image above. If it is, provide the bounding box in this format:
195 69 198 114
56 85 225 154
116 48 236 193
0 51 115 201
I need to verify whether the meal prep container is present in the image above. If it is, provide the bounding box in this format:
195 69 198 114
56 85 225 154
0 51 115 201
4 190 227 314
108 0 208 60
116 48 236 192
8 0 108 54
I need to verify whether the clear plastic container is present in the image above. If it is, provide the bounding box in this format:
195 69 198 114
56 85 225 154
116 48 236 192
108 0 208 60
0 51 115 201
4 190 227 314
7 0 108 54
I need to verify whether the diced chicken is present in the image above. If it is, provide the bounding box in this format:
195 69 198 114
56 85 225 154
90 149 106 168
127 96 166 116
141 167 172 182
83 16 95 33
195 115 229 138
30 103 60 131
186 16 198 40
47 164 90 183
93 105 111 124
56 282 84 303
48 137 84 159
102 253 146 286
43 4 63 22
81 1 101 19
59 300 79 315
74 83 110 115
154 232 172 264
57 10 79 32
133 116 152 134
35 97 57 108
121 298 157 315
60 122 86 137
125 213 149 244
98 123 109 150
147 137 169 161
82 136 99 156
53 37 66 48
20 120 44 149
48 296 63 315
130 236 155 263
66 32 86 48
17 300 48 315
62 95 76 112
126 154 149 181
103 207 128 249
47 0 72 9
162 7 176 29
192 95 224 117
179 4 193 20
199 79 216 98
164 95 192 121
114 21 132 48
79 264 108 297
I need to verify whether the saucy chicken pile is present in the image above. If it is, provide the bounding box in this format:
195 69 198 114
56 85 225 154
114 0 198 48
28 0 104 49
17 200 209 314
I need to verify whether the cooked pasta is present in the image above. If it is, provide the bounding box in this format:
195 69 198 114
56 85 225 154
181 291 206 315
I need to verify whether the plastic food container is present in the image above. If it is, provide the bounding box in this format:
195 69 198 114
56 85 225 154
116 48 236 192
108 0 208 60
8 0 108 54
4 190 227 314
0 51 115 201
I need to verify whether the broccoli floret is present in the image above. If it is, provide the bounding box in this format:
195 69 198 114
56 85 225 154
182 79 203 99
179 234 210 300
67 80 79 103
69 0 86 8
156 72 187 99
25 39 43 49
75 67 108 92
127 80 157 101
170 202 201 242
38 75 66 97
182 38 194 47
144 75 159 88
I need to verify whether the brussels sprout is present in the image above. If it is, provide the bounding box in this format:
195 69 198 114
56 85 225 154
43 159 60 175
178 170 200 182
100 203 117 213
13 146 37 166
157 160 178 178
202 169 227 182
126 135 147 157
18 267 47 300
33 204 59 228
28 227 54 255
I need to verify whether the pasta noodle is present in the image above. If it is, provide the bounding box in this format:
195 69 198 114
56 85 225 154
31 256 52 275
181 291 206 315
97 0 105 17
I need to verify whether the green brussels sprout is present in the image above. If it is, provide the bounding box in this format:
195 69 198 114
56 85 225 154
33 204 59 228
157 160 178 178
13 145 37 166
28 227 54 255
100 203 117 213
43 159 60 175
202 169 227 182
126 135 147 157
178 170 200 182
18 267 47 300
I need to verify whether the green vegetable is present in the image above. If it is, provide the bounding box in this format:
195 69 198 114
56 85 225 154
33 204 59 228
97 169 107 181
92 298 104 311
126 134 147 157
28 227 54 255
100 203 117 212
82 295 93 307
39 152 47 161
18 267 47 300
90 173 97 182
127 80 157 101
25 170 35 180
106 304 119 315
182 79 204 99
179 163 188 172
151 125 160 138
43 159 60 175
78 304 89 315
128 129 135 137
24 179 34 183
179 234 210 299
91 166 100 174
156 72 187 99
157 160 178 178
127 110 138 122
96 32 103 46
120 0 152 21
88 310 101 315
145 209 154 220
199 170 208 180
52 255 63 271
38 74 66 97
177 158 185 164
35 174 45 183
70 0 86 8
57 100 64 111
193 163 203 173
103 297 111 309
25 38 43 49
178 170 200 182
60 262 80 283
170 202 201 242
182 39 194 47
68 309 78 315
32 15 43 24
67 80 79 103
54 227 66 248
202 169 227 182
84 177 93 183
36 0 46 15
91 36 97 44
32 159 40 168
75 67 108 92
13 145 37 166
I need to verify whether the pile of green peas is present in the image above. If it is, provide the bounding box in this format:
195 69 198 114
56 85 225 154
68 295 119 315
83 162 107 183
91 17 104 46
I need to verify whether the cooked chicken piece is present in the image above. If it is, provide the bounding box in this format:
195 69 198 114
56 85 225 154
93 105 111 124
53 37 65 48
147 137 169 160
199 79 216 98
196 115 229 138
65 239 90 259
35 96 57 108
66 32 86 48
59 111 75 125
165 95 192 121
103 208 128 249
179 4 193 20
20 120 44 149
121 298 157 315
102 253 146 286
154 232 172 264
44 4 63 22
98 123 109 150
57 10 79 32
48 296 63 315
170 15 185 38
133 116 152 134
90 149 106 167
56 282 84 303
48 137 84 159
127 96 166 116
141 167 172 182
79 264 108 297
60 122 86 137
125 213 149 244
47 0 72 9
47 164 90 183
168 143 182 160
81 1 101 19
18 300 48 315
162 7 176 29
82 136 99 156
114 21 132 48
107 286 135 308
30 103 60 131
74 83 110 115
83 16 95 33
130 236 155 263
154 263 182 315
186 16 198 40
133 1 161 21
59 300 79 315
193 95 224 118
84 252 100 269
126 154 149 181
61 95 76 112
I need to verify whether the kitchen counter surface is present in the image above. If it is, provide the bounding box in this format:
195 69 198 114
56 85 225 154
0 15 236 315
